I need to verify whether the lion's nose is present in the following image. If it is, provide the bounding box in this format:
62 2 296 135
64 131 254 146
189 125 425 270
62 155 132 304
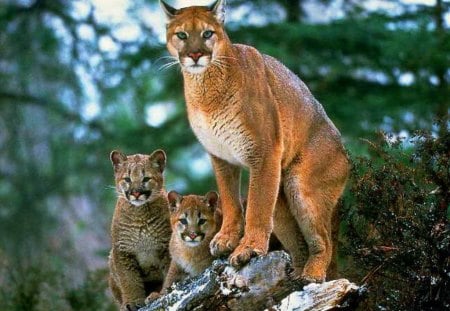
131 191 141 197
188 52 203 62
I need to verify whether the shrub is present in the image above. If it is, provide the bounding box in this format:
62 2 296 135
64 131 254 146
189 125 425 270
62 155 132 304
341 123 449 310
0 257 115 311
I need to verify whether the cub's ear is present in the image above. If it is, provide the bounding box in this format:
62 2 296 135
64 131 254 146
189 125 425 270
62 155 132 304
209 0 226 24
204 191 219 209
160 0 177 21
110 150 127 171
167 190 182 212
149 149 166 173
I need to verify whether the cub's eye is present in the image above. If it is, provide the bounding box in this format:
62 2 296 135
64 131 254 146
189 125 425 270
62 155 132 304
202 30 214 39
176 32 188 40
142 177 151 183
124 177 131 183
179 218 188 225
198 218 207 225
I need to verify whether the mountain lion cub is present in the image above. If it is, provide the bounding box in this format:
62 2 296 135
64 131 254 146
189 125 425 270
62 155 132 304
160 0 349 282
109 150 171 310
147 191 221 302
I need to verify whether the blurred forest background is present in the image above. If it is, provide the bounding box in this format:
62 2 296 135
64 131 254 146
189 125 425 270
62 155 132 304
0 0 448 310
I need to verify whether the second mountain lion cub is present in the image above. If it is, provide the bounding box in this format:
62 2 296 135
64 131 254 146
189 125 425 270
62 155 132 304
160 0 349 283
148 191 221 301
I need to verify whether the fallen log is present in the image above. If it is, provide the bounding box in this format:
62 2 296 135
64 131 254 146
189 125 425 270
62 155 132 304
140 251 363 311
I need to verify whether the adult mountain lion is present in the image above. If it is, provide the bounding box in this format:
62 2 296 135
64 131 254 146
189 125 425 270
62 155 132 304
160 0 349 283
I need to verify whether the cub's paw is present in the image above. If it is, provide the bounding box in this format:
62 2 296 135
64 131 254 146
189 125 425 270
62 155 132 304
121 301 144 311
210 231 241 257
145 291 162 304
228 237 267 267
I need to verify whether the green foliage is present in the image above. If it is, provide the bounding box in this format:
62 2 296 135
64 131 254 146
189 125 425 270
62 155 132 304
341 122 449 310
229 10 449 143
0 258 115 311
66 269 116 311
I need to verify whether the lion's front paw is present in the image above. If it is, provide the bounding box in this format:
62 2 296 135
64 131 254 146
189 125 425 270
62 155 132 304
210 230 241 257
301 263 326 284
228 236 268 267
289 266 304 282
300 272 326 284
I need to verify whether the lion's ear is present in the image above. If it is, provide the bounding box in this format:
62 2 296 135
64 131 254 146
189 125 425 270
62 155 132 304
160 0 177 21
168 190 182 213
149 149 166 173
110 150 127 172
209 0 226 24
204 191 219 210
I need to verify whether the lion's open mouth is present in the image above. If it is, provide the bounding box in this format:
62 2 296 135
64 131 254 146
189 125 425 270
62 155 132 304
127 190 152 205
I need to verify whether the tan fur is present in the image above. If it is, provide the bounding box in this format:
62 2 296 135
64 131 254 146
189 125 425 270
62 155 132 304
161 0 349 282
147 191 221 302
108 150 171 311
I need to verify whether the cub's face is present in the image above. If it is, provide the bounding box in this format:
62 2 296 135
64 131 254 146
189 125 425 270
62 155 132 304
160 0 227 75
168 191 220 247
110 150 166 206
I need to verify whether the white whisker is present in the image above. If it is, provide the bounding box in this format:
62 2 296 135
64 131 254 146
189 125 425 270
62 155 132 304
211 55 236 71
159 60 180 71
216 55 237 61
154 55 178 65
159 55 178 60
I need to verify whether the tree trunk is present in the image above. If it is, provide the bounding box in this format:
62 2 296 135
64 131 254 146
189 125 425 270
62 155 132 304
434 0 449 125
280 0 302 23
140 251 363 311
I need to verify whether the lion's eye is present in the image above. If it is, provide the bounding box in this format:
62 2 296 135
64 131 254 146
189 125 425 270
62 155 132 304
142 177 151 183
202 30 214 39
198 219 206 225
179 218 188 225
176 32 188 40
124 177 131 183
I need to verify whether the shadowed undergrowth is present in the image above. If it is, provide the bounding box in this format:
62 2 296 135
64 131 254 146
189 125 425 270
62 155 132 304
341 122 449 310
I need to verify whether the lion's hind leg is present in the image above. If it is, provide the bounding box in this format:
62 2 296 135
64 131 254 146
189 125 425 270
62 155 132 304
283 148 348 283
273 191 309 281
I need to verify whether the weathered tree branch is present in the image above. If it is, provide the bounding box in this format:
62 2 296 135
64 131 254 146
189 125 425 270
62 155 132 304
140 251 362 311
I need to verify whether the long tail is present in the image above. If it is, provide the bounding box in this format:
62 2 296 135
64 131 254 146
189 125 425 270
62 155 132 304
327 198 342 280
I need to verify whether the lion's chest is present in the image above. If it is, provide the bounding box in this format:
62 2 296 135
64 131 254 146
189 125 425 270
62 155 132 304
115 215 170 278
135 235 162 265
188 111 245 166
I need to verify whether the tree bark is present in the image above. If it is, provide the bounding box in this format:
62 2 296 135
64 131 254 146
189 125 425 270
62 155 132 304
140 251 362 311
